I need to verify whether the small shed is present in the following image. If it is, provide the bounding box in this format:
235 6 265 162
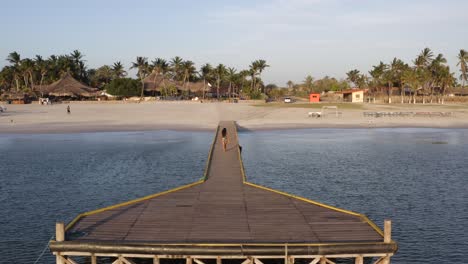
309 93 320 103
339 89 364 103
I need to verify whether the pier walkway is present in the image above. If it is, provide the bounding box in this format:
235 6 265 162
51 121 397 264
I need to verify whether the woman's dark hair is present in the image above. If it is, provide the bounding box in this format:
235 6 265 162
221 128 227 137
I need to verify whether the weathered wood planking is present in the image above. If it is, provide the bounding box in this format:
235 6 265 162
66 121 382 244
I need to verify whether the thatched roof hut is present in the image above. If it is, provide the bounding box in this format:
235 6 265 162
1 91 29 100
36 73 99 97
143 72 209 93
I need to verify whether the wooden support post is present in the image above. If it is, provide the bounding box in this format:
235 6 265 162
187 257 193 264
91 254 97 264
56 222 65 242
216 257 222 264
56 255 64 264
384 220 392 243
381 256 391 264
355 256 363 264
153 256 160 264
320 257 326 264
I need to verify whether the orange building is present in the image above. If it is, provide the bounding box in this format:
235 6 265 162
309 93 320 103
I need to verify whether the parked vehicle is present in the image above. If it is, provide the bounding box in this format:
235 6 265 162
284 97 292 103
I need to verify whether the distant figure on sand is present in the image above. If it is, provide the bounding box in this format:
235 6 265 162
67 105 71 114
221 127 228 152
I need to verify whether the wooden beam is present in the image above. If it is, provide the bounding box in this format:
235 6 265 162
373 257 385 264
56 255 64 264
325 258 336 264
56 222 65 242
217 257 222 264
187 257 193 264
319 257 326 264
194 259 207 264
65 257 79 264
91 254 97 264
121 257 136 264
355 256 363 264
241 258 251 264
384 220 392 243
310 257 320 264
254 259 264 264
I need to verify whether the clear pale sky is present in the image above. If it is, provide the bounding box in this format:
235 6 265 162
1 0 467 85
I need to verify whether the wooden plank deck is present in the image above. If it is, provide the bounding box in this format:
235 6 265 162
65 121 384 244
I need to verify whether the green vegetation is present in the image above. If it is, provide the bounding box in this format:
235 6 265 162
104 78 140 97
1 47 466 103
0 50 271 99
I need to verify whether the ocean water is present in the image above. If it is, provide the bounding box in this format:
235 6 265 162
240 128 468 263
0 128 467 263
0 131 211 263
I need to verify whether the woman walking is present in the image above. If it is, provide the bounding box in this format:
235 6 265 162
221 127 228 152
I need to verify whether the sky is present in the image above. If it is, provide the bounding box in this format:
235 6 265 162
1 0 467 86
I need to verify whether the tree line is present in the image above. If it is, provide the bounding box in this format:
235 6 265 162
344 48 467 103
0 50 270 99
1 48 466 102
285 48 467 104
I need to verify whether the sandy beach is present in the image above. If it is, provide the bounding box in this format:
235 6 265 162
1 101 467 133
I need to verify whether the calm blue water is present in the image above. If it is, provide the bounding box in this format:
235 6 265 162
241 128 468 263
0 129 467 263
0 131 211 263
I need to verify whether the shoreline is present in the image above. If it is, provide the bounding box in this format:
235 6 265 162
2 122 468 135
1 102 467 134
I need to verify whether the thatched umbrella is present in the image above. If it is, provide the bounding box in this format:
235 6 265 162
36 73 99 97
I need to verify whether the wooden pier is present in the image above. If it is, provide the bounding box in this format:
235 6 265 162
50 121 397 264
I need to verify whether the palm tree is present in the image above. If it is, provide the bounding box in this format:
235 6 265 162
70 50 86 81
35 55 48 92
415 48 434 68
413 48 434 103
131 56 149 98
21 58 36 91
287 80 294 90
6 52 21 91
151 58 169 93
170 56 184 81
369 62 387 103
94 65 114 88
457 49 467 88
429 54 448 103
200 63 213 99
303 75 314 93
226 67 237 99
255 59 269 93
402 68 419 104
389 58 408 104
214 64 227 99
112 62 127 79
181 60 196 91
438 66 455 104
7 51 21 65
248 62 258 91
346 70 361 87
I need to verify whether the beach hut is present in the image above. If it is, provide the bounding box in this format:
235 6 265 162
36 73 99 98
338 89 365 103
1 91 32 104
143 71 210 96
309 93 320 103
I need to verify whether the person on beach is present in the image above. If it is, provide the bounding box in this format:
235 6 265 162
221 127 228 152
67 105 71 114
